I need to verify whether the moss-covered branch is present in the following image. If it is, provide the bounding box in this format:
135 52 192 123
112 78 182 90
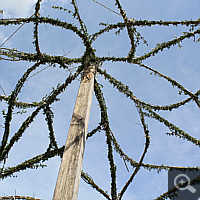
0 62 41 157
81 170 111 200
0 145 64 179
94 79 117 199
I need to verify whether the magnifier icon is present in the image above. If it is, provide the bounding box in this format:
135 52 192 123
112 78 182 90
174 174 196 193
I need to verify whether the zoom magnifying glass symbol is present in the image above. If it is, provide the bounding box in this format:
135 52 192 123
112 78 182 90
174 174 196 193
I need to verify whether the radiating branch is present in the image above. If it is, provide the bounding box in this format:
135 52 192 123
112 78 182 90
0 62 42 157
118 105 150 199
94 79 117 199
114 0 136 59
81 170 111 200
143 107 200 146
137 62 200 108
71 0 87 34
43 106 58 150
97 67 199 111
33 0 42 55
90 19 200 42
0 145 65 179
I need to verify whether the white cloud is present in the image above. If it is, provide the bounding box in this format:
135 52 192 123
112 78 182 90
0 0 69 18
0 0 37 18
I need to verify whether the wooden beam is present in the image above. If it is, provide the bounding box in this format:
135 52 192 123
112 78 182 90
53 65 96 200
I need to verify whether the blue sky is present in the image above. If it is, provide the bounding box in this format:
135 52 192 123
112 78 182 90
0 0 200 199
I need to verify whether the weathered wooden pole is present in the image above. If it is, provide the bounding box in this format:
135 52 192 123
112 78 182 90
53 65 96 200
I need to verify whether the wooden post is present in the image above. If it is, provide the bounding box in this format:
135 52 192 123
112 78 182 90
53 65 96 200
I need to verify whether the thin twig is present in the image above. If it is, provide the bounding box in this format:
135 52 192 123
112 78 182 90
109 128 129 172
0 14 34 48
0 85 7 96
27 65 51 80
93 0 120 16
